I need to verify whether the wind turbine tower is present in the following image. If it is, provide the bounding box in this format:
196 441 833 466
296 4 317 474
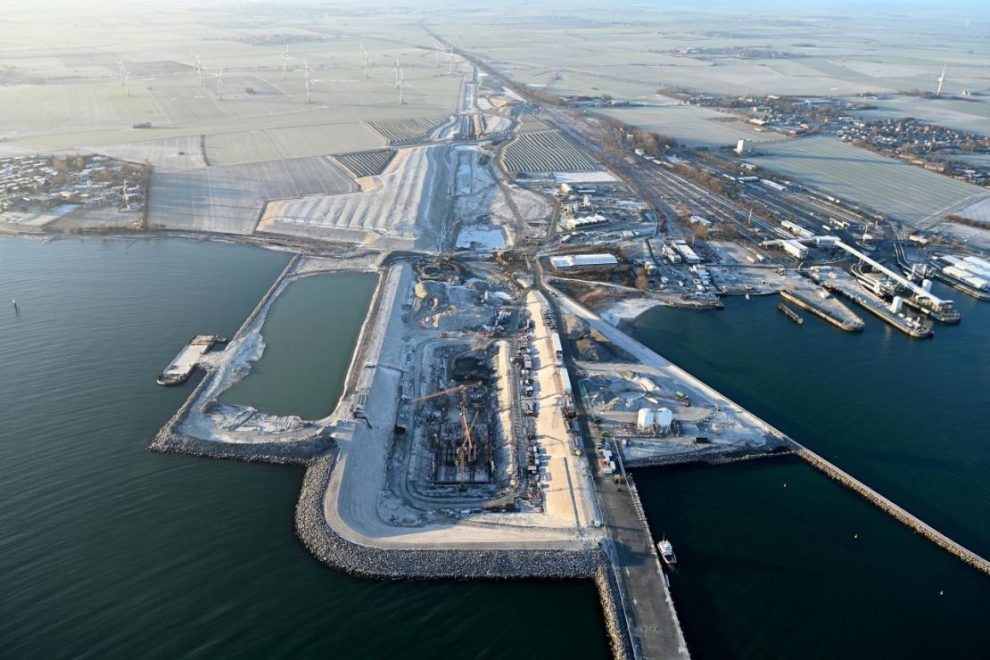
395 67 410 105
190 51 204 86
359 42 370 78
281 45 291 79
214 67 225 101
936 66 946 96
118 56 132 97
303 59 319 104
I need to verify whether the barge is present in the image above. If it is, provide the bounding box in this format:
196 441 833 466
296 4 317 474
157 335 227 386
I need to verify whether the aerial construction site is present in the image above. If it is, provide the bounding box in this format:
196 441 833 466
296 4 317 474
5 4 990 659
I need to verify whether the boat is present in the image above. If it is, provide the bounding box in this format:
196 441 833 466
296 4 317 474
657 536 677 567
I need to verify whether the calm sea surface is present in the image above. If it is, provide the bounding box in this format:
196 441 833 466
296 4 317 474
0 237 606 659
632 291 990 659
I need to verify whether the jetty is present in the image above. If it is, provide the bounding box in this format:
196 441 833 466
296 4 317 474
779 288 864 332
793 443 990 577
811 268 933 339
156 335 226 386
777 302 804 325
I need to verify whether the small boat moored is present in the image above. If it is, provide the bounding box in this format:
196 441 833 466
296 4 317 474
657 536 677 567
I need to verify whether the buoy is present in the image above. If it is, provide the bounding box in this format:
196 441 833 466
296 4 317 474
783 482 787 488
12 299 19 313
854 533 859 539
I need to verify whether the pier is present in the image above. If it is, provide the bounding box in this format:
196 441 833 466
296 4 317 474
812 268 933 338
777 302 804 325
779 289 864 332
156 335 226 385
835 240 953 310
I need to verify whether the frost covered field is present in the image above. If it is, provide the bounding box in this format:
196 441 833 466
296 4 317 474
595 104 788 149
432 8 990 99
749 136 989 227
501 130 598 173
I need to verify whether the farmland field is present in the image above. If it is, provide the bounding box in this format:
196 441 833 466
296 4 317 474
749 136 989 227
501 130 599 173
148 156 355 234
366 117 449 143
515 115 552 133
90 136 206 169
595 104 788 149
333 149 396 178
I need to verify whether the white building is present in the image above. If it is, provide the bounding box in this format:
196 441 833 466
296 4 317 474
781 240 809 259
735 138 752 155
549 253 619 270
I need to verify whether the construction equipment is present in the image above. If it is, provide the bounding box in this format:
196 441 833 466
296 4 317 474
409 381 480 403
457 407 479 489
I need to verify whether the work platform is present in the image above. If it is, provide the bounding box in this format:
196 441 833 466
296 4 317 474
156 335 226 386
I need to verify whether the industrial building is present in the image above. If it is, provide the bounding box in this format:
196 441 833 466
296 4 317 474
549 253 619 270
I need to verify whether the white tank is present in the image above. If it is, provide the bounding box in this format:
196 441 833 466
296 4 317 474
922 278 932 292
889 296 904 314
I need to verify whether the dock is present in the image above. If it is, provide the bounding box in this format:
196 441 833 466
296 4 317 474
779 288 864 332
813 269 933 339
157 335 226 386
777 303 804 325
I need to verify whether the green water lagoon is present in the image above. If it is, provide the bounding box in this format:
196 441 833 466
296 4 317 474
221 272 378 420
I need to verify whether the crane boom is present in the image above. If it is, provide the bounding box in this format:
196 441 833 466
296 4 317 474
410 380 480 403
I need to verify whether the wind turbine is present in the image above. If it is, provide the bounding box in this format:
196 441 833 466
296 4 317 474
395 67 411 105
190 50 204 86
303 59 319 104
118 56 132 96
392 56 401 85
447 47 456 75
214 66 225 101
433 39 443 67
359 42 370 77
936 66 946 96
281 44 291 79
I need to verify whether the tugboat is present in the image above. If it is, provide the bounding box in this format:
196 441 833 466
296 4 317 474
657 535 677 567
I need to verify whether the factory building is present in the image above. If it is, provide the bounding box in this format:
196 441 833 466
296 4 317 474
549 253 619 270
734 138 752 156
670 240 701 264
560 214 608 231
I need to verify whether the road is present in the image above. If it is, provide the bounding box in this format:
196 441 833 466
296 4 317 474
534 258 689 659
